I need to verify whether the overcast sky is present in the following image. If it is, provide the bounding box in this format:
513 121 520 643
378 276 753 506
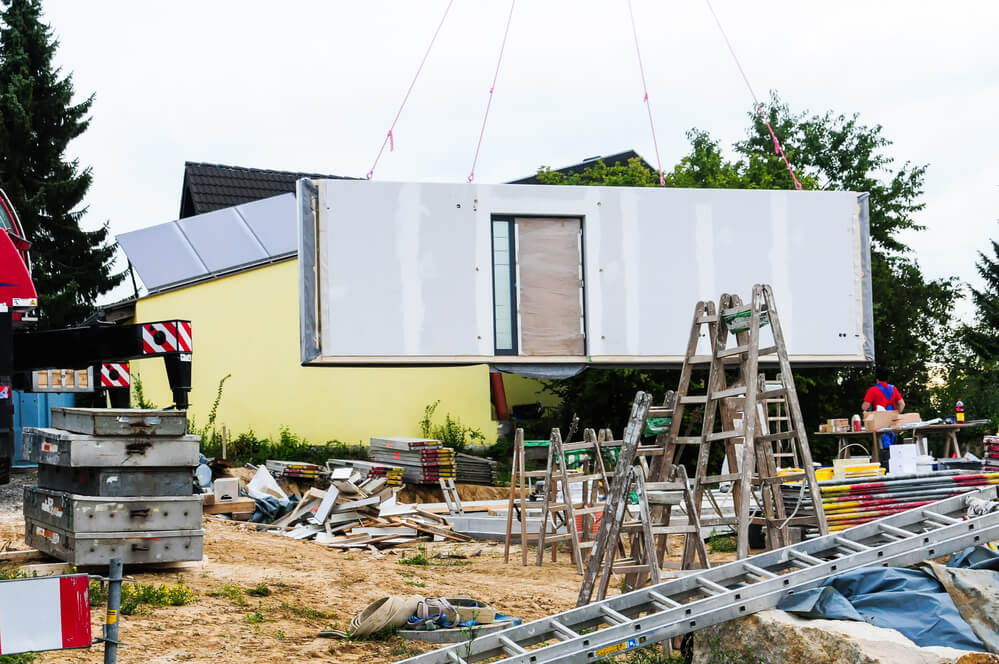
41 1 998 312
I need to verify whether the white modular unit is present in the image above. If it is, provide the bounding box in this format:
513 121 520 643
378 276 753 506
298 180 872 367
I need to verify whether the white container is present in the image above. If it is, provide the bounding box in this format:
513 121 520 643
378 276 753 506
916 455 936 475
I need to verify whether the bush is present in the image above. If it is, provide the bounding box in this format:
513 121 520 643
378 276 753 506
418 401 486 454
196 426 369 466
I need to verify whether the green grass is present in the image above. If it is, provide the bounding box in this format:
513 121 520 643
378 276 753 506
400 546 431 566
118 582 196 615
246 583 271 597
707 530 737 553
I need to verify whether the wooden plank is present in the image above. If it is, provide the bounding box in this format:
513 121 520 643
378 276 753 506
202 497 257 515
399 519 470 542
0 549 50 563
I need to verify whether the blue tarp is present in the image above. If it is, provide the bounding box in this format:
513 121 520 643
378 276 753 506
777 546 999 653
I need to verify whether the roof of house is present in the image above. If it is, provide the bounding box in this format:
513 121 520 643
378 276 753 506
508 150 653 184
179 162 354 218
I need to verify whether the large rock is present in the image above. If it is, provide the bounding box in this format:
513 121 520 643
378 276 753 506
692 609 998 664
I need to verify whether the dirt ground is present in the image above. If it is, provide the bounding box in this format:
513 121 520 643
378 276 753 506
0 470 666 664
0 469 739 664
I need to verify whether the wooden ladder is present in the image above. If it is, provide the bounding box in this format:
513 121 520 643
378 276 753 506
503 428 532 565
584 463 710 602
692 284 827 558
535 426 607 573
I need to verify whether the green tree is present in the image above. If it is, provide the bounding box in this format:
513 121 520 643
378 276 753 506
732 95 956 431
963 237 999 359
929 229 999 440
0 0 122 327
532 94 957 461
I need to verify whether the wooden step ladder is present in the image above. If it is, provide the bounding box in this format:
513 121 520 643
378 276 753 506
535 424 609 572
653 285 827 561
580 461 710 604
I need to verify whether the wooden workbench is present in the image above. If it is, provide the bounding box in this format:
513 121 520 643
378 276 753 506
813 419 990 462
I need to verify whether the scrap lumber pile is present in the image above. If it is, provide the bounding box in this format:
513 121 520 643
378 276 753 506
370 437 456 485
254 465 471 549
782 469 999 532
455 452 498 485
985 436 999 472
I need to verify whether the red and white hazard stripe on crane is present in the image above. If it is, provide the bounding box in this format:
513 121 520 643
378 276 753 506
141 321 192 355
100 363 130 388
176 320 192 352
0 574 91 654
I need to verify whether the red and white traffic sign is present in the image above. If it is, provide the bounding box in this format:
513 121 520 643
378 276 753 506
100 363 130 388
0 574 90 654
0 386 9 400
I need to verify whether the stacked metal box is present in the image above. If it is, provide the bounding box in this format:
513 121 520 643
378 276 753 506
21 407 203 566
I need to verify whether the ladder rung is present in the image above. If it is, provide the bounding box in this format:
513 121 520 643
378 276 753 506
759 431 797 443
697 577 730 595
573 505 605 515
645 482 685 491
688 355 714 364
717 345 750 358
742 562 777 579
712 385 747 399
833 536 870 552
880 523 915 539
648 406 673 417
498 635 526 655
788 550 825 566
601 605 629 625
447 651 468 664
758 345 778 356
697 315 718 324
562 442 597 452
651 525 700 535
550 619 579 640
647 495 683 506
648 590 682 608
524 471 548 478
701 473 742 484
544 534 573 542
705 430 742 442
647 590 681 608
674 436 703 445
679 395 707 405
922 510 960 525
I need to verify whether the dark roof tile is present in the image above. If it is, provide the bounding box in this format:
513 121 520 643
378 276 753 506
180 162 355 218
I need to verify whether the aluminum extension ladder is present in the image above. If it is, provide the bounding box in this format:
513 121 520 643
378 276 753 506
398 486 999 664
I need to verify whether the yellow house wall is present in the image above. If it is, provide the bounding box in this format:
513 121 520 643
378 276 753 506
132 259 503 444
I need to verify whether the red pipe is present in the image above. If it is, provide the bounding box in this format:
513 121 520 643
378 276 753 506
490 371 509 420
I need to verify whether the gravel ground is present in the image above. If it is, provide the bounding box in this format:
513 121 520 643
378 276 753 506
0 467 36 517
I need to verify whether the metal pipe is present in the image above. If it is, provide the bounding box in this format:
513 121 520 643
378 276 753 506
104 557 123 664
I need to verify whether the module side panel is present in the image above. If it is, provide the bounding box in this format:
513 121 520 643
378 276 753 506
303 181 870 365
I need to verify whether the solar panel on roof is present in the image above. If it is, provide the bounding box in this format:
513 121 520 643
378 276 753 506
116 193 297 293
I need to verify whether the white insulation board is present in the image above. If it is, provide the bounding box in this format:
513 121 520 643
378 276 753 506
299 180 872 366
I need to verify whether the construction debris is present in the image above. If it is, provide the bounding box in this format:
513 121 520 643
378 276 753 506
244 463 473 550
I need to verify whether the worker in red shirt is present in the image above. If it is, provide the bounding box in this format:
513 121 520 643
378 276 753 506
862 378 906 413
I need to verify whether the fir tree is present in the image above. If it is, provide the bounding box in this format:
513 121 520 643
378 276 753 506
964 238 999 359
0 0 122 328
